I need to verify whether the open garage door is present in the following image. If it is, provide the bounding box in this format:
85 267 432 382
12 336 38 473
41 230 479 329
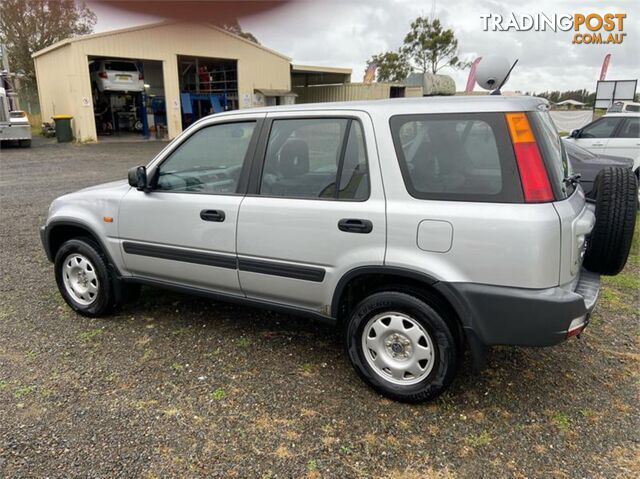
88 56 167 141
178 56 238 129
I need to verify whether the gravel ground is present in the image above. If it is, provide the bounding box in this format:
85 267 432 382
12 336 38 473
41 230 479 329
1 137 638 478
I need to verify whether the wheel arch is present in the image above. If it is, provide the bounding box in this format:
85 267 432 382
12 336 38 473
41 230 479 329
332 266 488 370
43 219 121 275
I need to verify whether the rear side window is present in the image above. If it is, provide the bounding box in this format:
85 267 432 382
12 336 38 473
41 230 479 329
259 118 369 200
617 117 640 138
390 113 522 202
529 111 573 199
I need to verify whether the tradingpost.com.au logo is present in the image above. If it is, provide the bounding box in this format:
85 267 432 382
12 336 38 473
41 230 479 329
480 13 627 44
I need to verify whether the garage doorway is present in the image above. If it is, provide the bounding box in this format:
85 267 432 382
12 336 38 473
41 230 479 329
88 56 167 140
178 55 238 129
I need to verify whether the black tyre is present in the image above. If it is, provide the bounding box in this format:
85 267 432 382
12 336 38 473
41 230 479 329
54 238 116 317
584 167 638 276
19 139 31 148
345 291 459 403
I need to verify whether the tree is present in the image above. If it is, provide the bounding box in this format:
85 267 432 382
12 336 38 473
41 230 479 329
0 0 96 96
366 16 465 83
368 51 411 82
222 20 259 45
402 17 465 74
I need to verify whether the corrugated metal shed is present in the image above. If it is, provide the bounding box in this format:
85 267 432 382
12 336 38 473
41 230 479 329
33 21 292 141
293 82 424 103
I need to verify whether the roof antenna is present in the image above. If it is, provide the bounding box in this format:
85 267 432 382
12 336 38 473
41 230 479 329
491 59 518 95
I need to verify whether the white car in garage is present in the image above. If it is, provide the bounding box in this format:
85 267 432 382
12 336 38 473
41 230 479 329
565 112 640 178
89 59 144 93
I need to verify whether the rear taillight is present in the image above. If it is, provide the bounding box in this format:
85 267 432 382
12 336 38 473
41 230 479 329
505 112 554 203
98 71 108 79
139 72 144 80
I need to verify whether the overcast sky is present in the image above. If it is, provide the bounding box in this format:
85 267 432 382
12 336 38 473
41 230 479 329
91 0 639 93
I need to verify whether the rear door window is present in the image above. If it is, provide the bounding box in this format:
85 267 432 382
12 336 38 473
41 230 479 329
259 118 369 200
390 113 522 202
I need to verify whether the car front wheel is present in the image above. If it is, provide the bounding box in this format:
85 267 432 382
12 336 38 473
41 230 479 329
345 291 459 402
54 238 115 317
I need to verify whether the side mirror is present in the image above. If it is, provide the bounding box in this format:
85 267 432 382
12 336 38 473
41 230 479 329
128 165 148 191
569 129 581 139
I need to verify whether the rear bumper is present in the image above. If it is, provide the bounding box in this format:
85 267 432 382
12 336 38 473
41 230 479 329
440 269 600 347
0 124 31 141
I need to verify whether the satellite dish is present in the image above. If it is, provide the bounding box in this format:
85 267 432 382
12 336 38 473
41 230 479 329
475 56 516 93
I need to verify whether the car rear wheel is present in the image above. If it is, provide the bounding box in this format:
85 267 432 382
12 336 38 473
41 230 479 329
55 238 115 317
584 167 638 276
345 291 459 402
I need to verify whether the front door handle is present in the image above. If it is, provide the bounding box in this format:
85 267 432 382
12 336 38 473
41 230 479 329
338 218 373 234
200 209 225 222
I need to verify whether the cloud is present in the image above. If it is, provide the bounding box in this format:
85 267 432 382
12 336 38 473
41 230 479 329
93 0 638 92
242 0 638 92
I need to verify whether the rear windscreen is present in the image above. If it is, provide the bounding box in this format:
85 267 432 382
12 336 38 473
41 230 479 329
389 113 523 203
104 61 138 72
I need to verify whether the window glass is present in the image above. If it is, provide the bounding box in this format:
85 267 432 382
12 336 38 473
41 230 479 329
532 112 574 198
338 121 369 200
617 117 640 138
391 116 505 198
260 118 369 200
104 61 138 72
156 122 255 193
580 117 620 138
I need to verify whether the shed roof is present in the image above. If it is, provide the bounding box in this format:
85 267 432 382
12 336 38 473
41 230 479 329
555 99 586 106
32 21 291 61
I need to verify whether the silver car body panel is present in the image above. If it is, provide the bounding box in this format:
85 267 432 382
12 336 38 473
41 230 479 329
42 96 594 321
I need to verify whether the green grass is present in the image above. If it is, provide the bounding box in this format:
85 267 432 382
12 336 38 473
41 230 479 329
237 337 251 347
339 444 352 454
78 328 103 340
551 412 571 432
602 272 640 291
14 385 36 398
465 431 492 447
210 388 225 400
307 459 318 471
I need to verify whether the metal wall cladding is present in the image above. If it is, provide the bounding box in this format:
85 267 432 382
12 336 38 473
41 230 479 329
33 22 291 141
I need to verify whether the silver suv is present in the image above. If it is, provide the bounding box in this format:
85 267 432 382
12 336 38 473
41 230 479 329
41 97 638 402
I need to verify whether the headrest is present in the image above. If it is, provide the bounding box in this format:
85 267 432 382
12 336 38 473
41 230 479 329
279 139 309 178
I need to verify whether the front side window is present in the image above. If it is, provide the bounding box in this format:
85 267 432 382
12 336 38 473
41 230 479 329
155 122 256 193
259 118 369 200
580 117 621 138
390 113 522 202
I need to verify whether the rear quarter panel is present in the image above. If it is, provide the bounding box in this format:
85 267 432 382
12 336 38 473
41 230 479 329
372 112 563 289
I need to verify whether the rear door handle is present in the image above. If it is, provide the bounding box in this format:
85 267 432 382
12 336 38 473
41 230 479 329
200 209 225 222
338 218 373 234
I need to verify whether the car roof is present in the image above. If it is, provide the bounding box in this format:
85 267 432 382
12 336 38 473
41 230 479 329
211 95 549 118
